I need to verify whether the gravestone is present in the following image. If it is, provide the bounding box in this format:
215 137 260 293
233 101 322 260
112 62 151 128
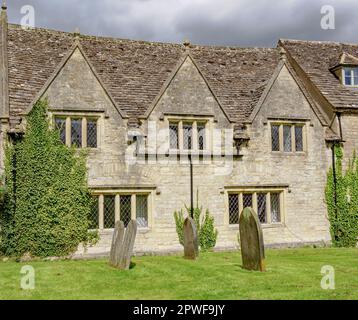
109 221 125 266
118 220 138 270
183 217 199 260
239 207 266 272
109 220 137 270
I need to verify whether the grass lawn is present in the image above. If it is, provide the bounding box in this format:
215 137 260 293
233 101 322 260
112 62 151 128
0 248 357 300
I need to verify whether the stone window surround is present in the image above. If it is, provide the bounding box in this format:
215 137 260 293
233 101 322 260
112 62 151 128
49 111 104 149
269 120 308 154
225 186 287 229
91 189 154 231
165 115 214 153
342 67 358 87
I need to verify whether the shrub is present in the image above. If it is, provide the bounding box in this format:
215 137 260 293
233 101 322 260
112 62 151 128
174 205 218 251
325 147 358 247
0 99 97 258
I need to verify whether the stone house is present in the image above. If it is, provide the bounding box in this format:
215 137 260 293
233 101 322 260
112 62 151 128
1 6 358 255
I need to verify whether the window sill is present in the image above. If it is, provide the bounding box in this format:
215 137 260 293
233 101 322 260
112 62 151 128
228 223 284 229
98 227 151 233
271 151 306 156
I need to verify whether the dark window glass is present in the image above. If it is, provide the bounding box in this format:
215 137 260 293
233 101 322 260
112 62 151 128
183 123 193 150
198 124 206 151
229 194 240 225
55 118 66 144
87 119 98 148
344 68 352 85
120 195 132 228
169 123 179 150
283 125 292 152
71 118 82 148
354 68 358 86
271 125 280 151
243 194 253 209
257 193 267 224
104 195 115 229
295 126 303 152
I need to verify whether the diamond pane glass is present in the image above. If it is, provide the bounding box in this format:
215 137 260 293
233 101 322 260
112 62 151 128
55 118 66 144
71 118 82 148
271 125 280 151
169 123 179 150
271 193 281 223
104 195 115 229
295 126 303 152
87 119 98 148
136 195 148 228
243 194 253 209
229 194 240 225
120 195 132 228
283 125 292 152
88 196 99 229
198 124 206 151
257 193 267 224
183 123 193 150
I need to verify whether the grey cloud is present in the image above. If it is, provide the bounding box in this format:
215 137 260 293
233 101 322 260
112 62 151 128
6 0 358 47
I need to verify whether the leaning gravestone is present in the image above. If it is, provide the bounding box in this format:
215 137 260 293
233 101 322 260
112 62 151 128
183 217 199 260
109 221 125 266
239 207 266 272
109 220 137 270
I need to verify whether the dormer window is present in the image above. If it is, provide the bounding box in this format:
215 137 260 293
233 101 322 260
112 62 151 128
343 67 358 86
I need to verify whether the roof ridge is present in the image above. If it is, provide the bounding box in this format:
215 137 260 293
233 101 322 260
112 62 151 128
280 38 358 46
8 23 279 51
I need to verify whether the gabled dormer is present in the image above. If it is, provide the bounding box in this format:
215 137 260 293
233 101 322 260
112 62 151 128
330 52 358 87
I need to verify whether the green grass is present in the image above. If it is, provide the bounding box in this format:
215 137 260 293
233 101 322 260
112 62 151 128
0 248 357 300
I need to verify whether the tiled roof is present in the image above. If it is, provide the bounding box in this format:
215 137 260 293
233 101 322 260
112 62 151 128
6 24 280 126
280 39 358 111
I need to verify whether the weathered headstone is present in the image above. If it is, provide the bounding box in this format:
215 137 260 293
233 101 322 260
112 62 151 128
239 207 266 272
109 221 125 267
183 217 199 260
109 220 137 270
118 220 138 270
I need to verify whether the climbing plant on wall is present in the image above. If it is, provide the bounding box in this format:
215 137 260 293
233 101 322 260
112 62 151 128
0 99 95 258
326 146 358 248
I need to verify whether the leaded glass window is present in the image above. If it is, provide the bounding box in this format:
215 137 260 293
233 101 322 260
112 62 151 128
198 123 206 151
283 125 292 152
169 123 179 150
295 126 303 152
87 119 98 148
229 194 240 225
271 193 281 223
104 195 115 229
136 195 148 228
271 125 280 151
183 123 193 150
120 195 132 228
55 117 66 144
71 119 82 148
243 194 253 209
257 193 267 224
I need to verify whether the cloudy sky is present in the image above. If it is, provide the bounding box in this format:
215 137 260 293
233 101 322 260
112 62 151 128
5 0 358 47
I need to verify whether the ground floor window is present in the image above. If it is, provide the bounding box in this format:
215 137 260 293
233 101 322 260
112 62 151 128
89 193 150 230
228 189 284 226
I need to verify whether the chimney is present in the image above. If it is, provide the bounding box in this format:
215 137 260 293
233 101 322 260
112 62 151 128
0 1 9 123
